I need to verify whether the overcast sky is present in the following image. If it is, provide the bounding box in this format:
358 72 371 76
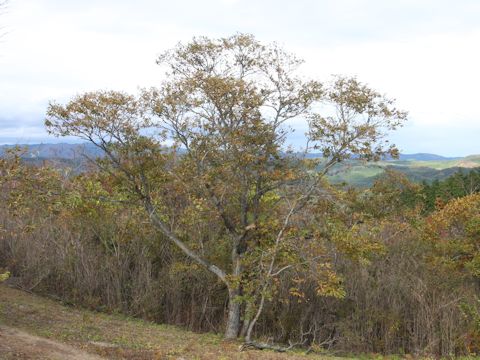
1 0 479 156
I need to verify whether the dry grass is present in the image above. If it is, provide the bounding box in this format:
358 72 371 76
0 285 351 360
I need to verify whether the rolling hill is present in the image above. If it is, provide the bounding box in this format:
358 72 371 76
1 143 479 186
327 155 480 187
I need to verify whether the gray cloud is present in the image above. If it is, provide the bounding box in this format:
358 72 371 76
1 0 479 156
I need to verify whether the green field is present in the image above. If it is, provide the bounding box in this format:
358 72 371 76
328 156 480 187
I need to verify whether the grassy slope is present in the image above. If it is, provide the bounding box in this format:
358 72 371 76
0 285 351 360
328 156 480 187
2 285 477 359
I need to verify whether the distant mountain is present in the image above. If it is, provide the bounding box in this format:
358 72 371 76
386 165 478 183
1 143 479 187
464 155 480 162
396 153 461 161
328 154 480 187
0 144 467 162
299 152 461 162
0 143 103 159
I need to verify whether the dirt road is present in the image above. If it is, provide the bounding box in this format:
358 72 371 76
0 325 105 360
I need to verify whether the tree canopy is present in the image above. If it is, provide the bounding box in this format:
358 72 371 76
45 33 407 341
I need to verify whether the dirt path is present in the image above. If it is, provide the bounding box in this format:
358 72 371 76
0 285 345 360
0 325 105 360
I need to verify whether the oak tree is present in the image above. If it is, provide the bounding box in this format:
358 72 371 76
45 34 406 341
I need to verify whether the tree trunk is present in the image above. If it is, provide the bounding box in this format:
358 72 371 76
225 254 242 339
245 284 268 342
240 302 253 338
147 200 243 339
224 286 241 339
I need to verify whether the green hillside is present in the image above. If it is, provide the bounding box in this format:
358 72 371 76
1 144 479 187
329 155 480 186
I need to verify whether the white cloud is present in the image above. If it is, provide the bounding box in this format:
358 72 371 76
297 29 480 126
0 0 479 155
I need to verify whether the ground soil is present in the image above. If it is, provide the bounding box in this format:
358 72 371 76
0 325 105 360
0 285 348 360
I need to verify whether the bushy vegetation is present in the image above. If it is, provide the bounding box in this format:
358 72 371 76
3 152 480 356
420 169 480 212
2 34 480 357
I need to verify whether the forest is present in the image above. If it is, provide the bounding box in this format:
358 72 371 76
1 34 480 358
